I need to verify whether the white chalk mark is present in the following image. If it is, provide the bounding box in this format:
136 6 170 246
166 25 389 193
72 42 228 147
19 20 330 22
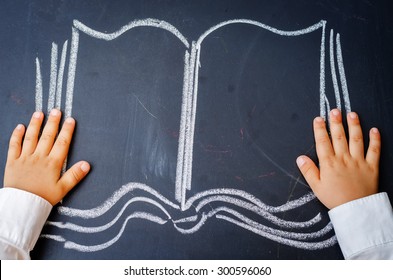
35 57 43 112
40 234 66 242
64 212 166 252
324 95 331 117
175 51 190 203
213 207 333 240
173 215 198 224
319 21 327 119
65 27 79 118
196 19 326 47
179 43 197 208
336 33 352 113
185 44 198 194
43 202 333 252
47 42 58 113
173 213 208 234
57 182 180 218
47 209 168 233
186 188 316 214
329 29 341 110
73 19 189 48
57 182 316 220
134 94 158 119
184 45 201 197
55 40 68 109
217 214 337 250
195 195 321 229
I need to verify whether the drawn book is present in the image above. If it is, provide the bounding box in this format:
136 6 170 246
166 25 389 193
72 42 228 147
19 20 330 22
34 18 351 255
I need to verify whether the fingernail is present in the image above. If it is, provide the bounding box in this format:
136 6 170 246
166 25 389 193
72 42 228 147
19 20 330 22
371 127 379 134
80 162 90 172
33 112 41 119
65 117 75 124
51 109 60 116
348 112 357 119
16 124 23 130
332 109 340 116
296 156 306 168
315 117 325 123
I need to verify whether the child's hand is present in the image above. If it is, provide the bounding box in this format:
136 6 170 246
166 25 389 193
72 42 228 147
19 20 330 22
3 109 90 205
296 109 381 209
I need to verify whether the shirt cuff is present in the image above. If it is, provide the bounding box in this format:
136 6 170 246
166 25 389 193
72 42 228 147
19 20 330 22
328 192 393 259
0 188 52 254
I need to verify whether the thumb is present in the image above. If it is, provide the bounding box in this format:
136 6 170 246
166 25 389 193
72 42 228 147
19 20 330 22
296 156 320 191
58 161 90 197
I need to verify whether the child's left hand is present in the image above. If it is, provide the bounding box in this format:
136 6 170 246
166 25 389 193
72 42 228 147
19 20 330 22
3 109 90 205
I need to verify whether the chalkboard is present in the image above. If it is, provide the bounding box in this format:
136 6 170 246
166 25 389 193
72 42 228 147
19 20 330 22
0 0 392 259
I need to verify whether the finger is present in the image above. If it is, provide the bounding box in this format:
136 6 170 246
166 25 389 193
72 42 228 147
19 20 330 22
21 112 44 155
49 117 76 164
7 124 25 160
313 116 334 159
36 109 62 155
329 109 349 156
366 128 381 167
57 161 90 197
296 156 320 191
347 112 364 159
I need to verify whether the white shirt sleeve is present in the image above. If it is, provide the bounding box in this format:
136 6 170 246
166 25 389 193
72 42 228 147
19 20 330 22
329 192 393 259
0 187 52 260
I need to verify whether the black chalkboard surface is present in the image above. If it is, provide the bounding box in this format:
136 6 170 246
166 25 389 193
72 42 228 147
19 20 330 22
0 0 392 259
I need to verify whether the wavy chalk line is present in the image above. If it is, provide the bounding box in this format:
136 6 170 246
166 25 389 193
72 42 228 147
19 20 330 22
44 201 336 252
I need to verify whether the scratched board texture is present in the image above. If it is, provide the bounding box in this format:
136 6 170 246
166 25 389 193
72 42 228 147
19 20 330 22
0 0 392 259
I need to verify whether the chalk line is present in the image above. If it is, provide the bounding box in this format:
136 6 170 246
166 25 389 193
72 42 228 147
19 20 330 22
196 19 326 47
195 195 321 229
217 214 337 250
213 207 333 240
336 33 352 113
57 182 180 218
55 40 68 109
65 27 79 118
324 95 331 117
186 44 199 194
47 42 58 113
73 18 189 48
35 57 43 112
175 50 190 203
184 45 201 200
329 29 341 110
43 203 332 252
47 198 170 233
185 188 315 214
64 213 167 252
173 213 208 234
320 21 327 119
179 43 197 208
40 234 66 242
134 94 158 119
56 183 316 221
172 215 198 224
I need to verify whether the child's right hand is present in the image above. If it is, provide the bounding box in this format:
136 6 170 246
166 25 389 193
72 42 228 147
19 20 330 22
3 109 90 205
296 109 381 209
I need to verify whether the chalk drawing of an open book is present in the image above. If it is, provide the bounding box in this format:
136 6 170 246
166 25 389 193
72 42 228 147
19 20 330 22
36 18 352 253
